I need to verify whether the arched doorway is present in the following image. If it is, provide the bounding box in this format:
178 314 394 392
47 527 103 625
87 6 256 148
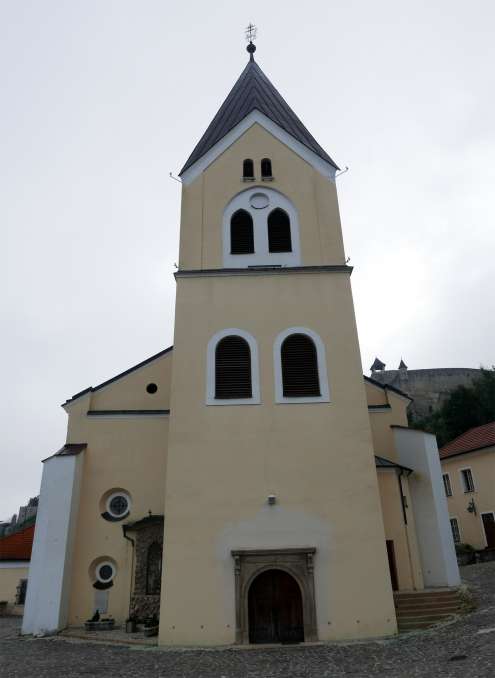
248 569 304 644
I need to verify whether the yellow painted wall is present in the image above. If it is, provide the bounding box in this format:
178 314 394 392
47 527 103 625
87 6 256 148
160 265 397 644
0 565 28 607
367 389 409 464
179 124 345 270
442 447 495 549
377 472 424 590
64 351 171 625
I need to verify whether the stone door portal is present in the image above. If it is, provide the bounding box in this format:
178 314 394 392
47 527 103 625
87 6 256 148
231 547 317 644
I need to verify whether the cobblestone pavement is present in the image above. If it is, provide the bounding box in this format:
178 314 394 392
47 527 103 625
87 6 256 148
1 563 495 678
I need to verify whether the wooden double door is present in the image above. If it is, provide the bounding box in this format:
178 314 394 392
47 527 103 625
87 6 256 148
248 569 304 644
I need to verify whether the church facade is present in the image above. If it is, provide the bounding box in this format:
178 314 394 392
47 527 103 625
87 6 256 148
22 44 459 645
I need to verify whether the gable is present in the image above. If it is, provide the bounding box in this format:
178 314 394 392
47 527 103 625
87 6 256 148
63 347 173 412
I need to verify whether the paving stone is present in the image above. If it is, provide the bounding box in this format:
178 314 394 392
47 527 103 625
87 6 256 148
1 563 495 677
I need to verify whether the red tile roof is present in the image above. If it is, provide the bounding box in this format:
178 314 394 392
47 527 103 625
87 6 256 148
0 524 35 561
440 422 495 459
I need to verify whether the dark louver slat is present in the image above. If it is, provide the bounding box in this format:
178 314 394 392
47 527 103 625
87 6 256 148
215 336 252 399
231 209 255 254
268 208 292 253
281 334 320 397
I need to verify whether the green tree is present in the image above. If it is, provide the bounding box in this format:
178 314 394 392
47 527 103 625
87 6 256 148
411 367 495 447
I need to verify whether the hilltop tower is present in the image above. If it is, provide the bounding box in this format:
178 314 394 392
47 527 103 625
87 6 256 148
159 43 397 645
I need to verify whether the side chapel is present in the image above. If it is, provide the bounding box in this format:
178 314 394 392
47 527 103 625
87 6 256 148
23 38 459 645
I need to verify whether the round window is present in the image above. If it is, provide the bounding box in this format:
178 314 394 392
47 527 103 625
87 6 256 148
96 561 116 583
146 383 158 394
107 493 130 519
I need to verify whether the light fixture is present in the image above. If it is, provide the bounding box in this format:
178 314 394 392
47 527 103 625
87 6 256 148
467 499 477 515
267 495 277 506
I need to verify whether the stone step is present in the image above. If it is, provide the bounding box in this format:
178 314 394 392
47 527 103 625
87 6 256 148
397 611 457 623
394 590 458 601
396 601 460 612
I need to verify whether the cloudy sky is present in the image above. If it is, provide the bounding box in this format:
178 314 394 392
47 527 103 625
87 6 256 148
1 0 494 519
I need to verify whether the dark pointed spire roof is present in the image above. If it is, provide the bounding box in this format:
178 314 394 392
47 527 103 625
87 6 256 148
371 357 386 372
180 55 339 175
398 359 408 370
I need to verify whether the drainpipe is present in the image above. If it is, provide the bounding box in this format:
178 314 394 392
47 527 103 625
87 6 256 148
397 468 418 590
122 525 135 619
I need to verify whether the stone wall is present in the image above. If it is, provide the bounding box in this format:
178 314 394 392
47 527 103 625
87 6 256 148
371 368 481 420
130 521 163 620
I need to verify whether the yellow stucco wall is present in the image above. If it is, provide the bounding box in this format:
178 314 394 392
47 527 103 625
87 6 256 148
179 124 345 270
367 387 409 464
64 351 171 625
0 565 28 607
377 471 424 590
160 263 397 644
442 447 495 549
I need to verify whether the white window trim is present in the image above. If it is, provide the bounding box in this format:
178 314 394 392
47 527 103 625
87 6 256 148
106 492 131 519
96 561 116 583
222 187 301 268
206 328 261 406
273 327 330 404
480 511 495 548
442 472 453 498
459 467 476 494
449 516 461 544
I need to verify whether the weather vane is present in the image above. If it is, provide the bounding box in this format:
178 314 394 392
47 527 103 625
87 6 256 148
245 23 257 59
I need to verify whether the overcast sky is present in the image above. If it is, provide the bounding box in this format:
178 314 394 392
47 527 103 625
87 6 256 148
1 1 494 519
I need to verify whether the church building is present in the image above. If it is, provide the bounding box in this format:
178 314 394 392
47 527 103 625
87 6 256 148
22 39 459 645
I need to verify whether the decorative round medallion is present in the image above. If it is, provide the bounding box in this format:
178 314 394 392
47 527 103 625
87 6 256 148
249 192 269 209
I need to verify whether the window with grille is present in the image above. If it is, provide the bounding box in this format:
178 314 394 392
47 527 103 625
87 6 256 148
268 208 292 253
146 542 162 595
281 334 320 397
231 209 255 254
450 518 461 544
443 473 453 497
243 159 254 179
461 468 475 493
215 336 252 399
261 158 272 178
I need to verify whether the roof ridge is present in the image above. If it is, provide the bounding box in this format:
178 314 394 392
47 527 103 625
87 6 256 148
440 421 495 451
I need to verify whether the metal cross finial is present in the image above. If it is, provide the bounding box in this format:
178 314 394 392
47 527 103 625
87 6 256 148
245 23 257 44
245 23 257 60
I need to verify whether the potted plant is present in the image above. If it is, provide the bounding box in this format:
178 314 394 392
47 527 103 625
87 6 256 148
143 613 159 637
455 543 476 566
125 614 137 633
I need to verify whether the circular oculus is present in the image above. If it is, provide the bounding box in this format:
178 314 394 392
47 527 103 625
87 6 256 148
249 192 269 209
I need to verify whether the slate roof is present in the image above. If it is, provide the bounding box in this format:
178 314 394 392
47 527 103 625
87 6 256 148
440 422 495 460
180 56 339 175
0 524 34 561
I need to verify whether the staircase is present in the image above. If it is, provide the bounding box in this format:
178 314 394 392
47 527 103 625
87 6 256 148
394 589 461 632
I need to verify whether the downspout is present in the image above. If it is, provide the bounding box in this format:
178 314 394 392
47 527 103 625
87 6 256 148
122 525 135 618
398 468 418 590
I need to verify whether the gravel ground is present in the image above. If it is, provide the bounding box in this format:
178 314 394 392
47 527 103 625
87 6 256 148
1 563 494 678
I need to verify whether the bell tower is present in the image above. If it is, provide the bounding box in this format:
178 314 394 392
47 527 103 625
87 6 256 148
159 38 397 645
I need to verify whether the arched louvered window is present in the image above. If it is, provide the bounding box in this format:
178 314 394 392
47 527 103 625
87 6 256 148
261 158 272 178
268 208 292 253
243 159 254 179
281 334 320 397
215 336 252 399
146 542 162 595
231 209 254 255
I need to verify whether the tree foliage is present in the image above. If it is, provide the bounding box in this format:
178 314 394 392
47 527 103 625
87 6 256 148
411 367 495 447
